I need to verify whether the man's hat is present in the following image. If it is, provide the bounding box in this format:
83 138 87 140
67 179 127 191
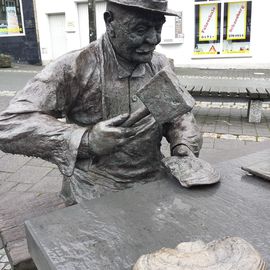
107 0 179 17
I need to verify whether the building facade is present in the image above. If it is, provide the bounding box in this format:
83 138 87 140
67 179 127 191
0 0 41 64
35 0 269 68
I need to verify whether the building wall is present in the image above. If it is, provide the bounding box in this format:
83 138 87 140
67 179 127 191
156 0 270 68
35 0 104 65
0 0 41 64
36 0 270 68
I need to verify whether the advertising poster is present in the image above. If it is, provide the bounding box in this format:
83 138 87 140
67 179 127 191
199 3 218 41
0 0 24 36
6 6 20 34
161 12 184 44
227 2 247 40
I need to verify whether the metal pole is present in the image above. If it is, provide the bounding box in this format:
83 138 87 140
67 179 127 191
88 0 97 42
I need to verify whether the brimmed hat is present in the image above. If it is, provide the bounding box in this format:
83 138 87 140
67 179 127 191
107 0 179 17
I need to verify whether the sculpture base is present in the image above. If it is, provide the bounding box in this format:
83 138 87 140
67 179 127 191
25 150 270 270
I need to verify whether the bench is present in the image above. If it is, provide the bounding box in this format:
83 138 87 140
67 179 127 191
180 77 270 123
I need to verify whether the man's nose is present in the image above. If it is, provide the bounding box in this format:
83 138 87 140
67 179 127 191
145 28 161 45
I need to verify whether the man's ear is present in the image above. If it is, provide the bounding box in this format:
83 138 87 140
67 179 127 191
104 11 115 38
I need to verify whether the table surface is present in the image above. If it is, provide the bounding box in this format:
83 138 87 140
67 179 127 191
25 150 270 270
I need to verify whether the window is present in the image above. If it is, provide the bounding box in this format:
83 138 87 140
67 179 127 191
0 0 24 37
194 0 252 57
161 12 184 44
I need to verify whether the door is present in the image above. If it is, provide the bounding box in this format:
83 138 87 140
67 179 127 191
77 2 89 47
48 13 67 59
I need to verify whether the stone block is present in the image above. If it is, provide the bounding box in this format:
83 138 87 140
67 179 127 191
0 54 11 68
25 150 270 269
6 166 52 184
248 100 262 123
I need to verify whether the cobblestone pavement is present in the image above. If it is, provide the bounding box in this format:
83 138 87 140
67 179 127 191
0 248 10 270
175 67 270 80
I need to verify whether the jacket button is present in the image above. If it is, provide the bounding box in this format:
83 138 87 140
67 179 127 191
131 95 138 102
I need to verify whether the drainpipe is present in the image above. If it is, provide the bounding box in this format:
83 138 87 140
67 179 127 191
88 0 97 42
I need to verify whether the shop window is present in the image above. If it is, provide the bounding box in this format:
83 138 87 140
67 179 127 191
0 0 24 36
194 0 252 57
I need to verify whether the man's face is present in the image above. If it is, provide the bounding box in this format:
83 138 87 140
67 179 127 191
109 9 166 64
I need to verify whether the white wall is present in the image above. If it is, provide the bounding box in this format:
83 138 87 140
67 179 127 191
155 0 270 68
35 0 105 65
36 0 270 68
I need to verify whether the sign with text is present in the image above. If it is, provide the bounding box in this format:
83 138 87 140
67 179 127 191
227 2 247 40
199 3 218 41
0 0 24 36
161 12 184 44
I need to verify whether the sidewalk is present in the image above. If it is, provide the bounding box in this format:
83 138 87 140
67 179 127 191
1 65 270 269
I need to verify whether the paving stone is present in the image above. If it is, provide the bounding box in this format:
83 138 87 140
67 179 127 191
228 126 243 135
256 128 270 137
219 134 237 140
29 176 62 193
47 168 61 177
27 158 57 169
0 173 11 181
242 127 258 136
11 183 32 192
258 137 270 142
6 166 52 184
239 135 257 141
203 132 218 139
26 158 46 167
207 108 220 116
201 124 216 133
41 161 57 168
0 181 18 193
0 155 30 173
214 138 245 150
215 124 229 134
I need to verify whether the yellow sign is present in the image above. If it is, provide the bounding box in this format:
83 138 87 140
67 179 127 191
199 3 218 41
227 2 247 40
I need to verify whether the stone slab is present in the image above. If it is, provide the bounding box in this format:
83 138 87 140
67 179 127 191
25 150 270 270
242 159 270 181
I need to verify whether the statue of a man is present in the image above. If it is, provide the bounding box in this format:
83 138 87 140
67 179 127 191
0 0 202 205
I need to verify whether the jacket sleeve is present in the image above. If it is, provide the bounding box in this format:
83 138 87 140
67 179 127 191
0 54 88 176
163 112 203 157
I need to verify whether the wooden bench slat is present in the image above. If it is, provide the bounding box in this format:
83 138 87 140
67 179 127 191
237 87 249 98
256 87 269 99
246 87 260 98
200 86 211 97
191 85 203 96
185 85 195 92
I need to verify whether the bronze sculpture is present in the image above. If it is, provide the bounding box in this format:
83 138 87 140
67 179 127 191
0 0 202 205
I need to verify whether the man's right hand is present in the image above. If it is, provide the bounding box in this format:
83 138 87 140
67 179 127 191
88 109 155 156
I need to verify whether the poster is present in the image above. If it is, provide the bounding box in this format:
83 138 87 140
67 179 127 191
199 4 218 41
227 2 247 40
0 0 24 36
6 7 20 34
161 12 184 44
